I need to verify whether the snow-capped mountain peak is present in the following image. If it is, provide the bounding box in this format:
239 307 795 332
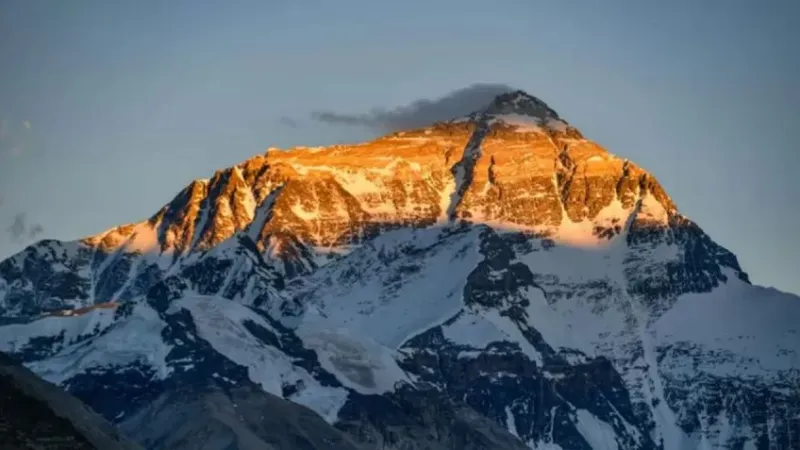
451 89 573 134
0 90 796 450
484 89 561 119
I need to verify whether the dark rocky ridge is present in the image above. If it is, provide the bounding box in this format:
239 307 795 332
118 380 365 450
0 351 142 450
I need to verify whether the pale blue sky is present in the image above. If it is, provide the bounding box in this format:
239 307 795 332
0 0 798 294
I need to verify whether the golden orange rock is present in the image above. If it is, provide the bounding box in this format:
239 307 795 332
84 93 677 261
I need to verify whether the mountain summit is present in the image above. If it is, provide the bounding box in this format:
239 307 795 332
483 89 563 119
8 89 666 283
454 89 572 135
0 90 797 450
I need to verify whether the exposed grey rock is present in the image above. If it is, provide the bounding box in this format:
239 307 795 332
337 387 532 450
119 380 364 450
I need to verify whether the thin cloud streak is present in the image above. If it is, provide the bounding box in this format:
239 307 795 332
278 116 300 128
5 213 44 241
310 83 516 132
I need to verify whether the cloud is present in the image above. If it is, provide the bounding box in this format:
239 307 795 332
28 223 44 239
310 83 516 132
6 214 25 240
0 120 43 244
278 116 300 128
5 213 44 242
0 117 29 157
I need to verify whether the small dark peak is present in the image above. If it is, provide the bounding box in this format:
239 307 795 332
484 89 562 120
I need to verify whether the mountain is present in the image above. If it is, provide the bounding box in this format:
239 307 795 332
0 351 142 449
0 351 364 450
0 90 798 450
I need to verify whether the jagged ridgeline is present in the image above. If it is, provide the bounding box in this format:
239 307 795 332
0 91 798 450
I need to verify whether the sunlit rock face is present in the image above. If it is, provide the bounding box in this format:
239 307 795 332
1 91 677 291
0 90 796 450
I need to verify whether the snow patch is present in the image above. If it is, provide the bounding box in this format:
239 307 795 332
0 307 117 354
443 306 546 366
654 274 800 375
479 307 544 366
519 285 622 357
24 302 172 384
175 295 349 422
505 406 519 437
301 328 412 395
297 227 483 350
440 311 510 348
124 223 160 254
574 409 619 450
553 198 630 248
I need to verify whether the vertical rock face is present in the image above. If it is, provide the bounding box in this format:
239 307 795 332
0 90 797 450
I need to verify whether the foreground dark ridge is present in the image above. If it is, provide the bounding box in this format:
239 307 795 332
0 352 142 450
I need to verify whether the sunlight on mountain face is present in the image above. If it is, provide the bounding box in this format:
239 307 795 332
68 91 675 263
0 90 795 450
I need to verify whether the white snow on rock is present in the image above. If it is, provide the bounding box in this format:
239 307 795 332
300 327 412 395
654 271 800 376
488 113 570 134
440 309 511 349
295 227 484 350
0 307 118 355
173 295 349 423
1 303 172 385
574 409 620 450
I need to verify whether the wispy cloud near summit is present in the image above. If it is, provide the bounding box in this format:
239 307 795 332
4 213 44 242
310 83 516 132
0 117 43 244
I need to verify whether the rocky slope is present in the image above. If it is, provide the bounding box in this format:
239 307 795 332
116 379 366 450
0 351 142 450
0 90 798 450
